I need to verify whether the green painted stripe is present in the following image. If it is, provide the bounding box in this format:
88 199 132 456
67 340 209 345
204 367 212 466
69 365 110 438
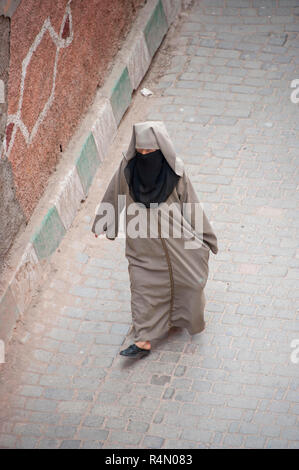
75 132 100 195
31 206 66 260
144 0 168 58
110 66 133 126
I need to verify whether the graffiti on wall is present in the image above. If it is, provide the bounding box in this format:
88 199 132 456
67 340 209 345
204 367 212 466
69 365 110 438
0 0 74 160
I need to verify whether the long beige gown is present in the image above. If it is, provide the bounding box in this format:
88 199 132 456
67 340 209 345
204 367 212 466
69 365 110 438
91 121 218 342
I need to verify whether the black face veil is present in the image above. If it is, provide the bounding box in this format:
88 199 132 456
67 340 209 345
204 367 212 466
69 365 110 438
124 149 180 208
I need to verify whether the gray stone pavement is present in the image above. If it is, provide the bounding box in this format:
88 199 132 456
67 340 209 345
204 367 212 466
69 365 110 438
0 0 299 449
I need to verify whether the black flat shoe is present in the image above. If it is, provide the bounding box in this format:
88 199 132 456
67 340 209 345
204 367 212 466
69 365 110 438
120 343 151 358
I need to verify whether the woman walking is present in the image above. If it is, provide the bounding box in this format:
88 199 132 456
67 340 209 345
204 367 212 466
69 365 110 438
92 121 218 359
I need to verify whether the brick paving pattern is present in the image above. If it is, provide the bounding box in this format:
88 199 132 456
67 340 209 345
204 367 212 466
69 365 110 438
0 0 298 449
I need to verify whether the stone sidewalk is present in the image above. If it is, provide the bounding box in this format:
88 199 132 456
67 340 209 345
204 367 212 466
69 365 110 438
0 0 298 449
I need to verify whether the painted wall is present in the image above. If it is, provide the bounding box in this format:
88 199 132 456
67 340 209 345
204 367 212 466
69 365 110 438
0 2 26 273
0 0 145 271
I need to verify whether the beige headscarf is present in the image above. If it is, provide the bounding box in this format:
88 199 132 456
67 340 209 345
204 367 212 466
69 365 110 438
123 121 184 177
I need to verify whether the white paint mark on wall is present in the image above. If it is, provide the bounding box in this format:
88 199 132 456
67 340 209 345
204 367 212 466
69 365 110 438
0 0 74 160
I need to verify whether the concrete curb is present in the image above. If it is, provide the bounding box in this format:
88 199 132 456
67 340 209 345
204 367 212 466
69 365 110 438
0 0 184 343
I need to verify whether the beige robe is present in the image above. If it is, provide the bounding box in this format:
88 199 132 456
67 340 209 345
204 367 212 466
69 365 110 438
91 122 218 342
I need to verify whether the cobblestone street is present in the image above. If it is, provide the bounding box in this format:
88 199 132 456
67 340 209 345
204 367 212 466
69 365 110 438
0 0 299 449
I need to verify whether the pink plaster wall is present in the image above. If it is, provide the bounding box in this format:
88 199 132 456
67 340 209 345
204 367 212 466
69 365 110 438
4 0 144 220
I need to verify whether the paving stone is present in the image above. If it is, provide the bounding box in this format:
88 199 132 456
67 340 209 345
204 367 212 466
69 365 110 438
13 424 43 437
44 426 76 439
174 390 196 402
143 435 165 449
23 412 57 426
59 440 81 449
150 375 171 386
281 427 299 441
17 385 44 398
80 440 103 449
174 365 187 377
223 433 244 447
39 375 71 387
25 399 58 413
61 414 83 426
76 428 108 441
44 388 74 401
109 430 142 446
0 434 18 448
15 437 38 449
57 402 89 414
181 428 212 444
244 435 266 449
37 439 59 449
163 387 175 399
